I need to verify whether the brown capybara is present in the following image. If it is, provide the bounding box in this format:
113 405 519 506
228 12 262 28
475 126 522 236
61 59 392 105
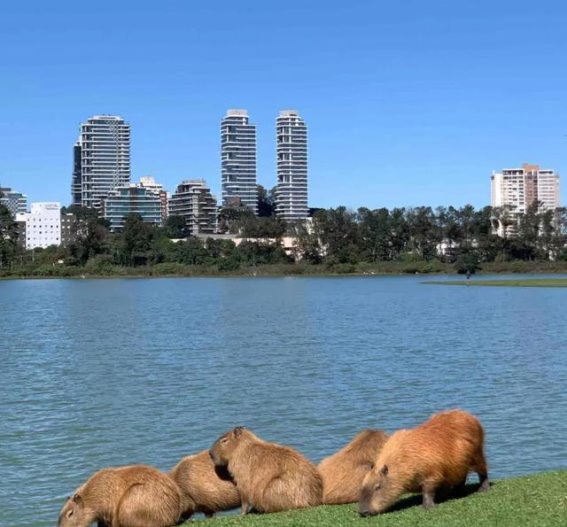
57 464 184 527
209 426 323 514
318 429 388 504
169 450 240 519
358 409 489 516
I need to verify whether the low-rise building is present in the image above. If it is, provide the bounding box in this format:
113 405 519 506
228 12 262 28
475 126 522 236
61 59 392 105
17 202 61 249
169 180 217 236
139 176 169 222
0 186 28 217
102 184 162 232
60 213 77 247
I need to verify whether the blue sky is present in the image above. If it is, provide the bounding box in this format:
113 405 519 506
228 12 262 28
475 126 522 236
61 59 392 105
1 0 566 209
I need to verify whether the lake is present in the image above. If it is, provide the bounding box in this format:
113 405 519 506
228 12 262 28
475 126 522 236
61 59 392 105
0 276 566 526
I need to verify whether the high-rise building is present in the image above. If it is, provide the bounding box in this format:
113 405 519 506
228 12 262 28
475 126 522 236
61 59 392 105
72 115 131 210
491 163 560 235
169 180 217 236
221 109 257 214
0 186 28 217
275 110 308 222
102 185 162 232
16 202 61 249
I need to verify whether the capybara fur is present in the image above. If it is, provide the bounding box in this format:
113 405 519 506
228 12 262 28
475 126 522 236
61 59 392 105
318 429 388 504
359 409 489 516
209 426 323 514
169 450 240 519
58 464 183 527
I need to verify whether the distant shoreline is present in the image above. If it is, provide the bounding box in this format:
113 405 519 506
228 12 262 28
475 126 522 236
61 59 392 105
2 260 567 280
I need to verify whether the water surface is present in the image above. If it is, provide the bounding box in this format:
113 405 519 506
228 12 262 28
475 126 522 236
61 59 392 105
0 276 566 526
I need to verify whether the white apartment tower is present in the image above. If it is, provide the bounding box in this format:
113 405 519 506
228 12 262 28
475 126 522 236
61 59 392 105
491 163 560 235
221 109 258 214
275 110 308 222
72 115 131 210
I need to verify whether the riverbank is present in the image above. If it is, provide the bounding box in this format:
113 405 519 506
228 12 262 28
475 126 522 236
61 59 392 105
425 278 567 287
2 260 567 279
184 470 565 526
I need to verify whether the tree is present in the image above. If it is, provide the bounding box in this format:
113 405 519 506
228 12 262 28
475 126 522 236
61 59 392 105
164 215 188 239
117 214 155 266
357 207 392 262
258 185 276 217
0 204 20 268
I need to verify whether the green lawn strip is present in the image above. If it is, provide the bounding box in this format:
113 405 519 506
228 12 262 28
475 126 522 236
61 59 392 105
424 278 567 287
183 471 567 527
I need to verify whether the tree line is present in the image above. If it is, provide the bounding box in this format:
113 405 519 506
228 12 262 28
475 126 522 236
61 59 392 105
1 200 566 276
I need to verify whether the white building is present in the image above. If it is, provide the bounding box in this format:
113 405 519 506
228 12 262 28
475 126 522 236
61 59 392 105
275 110 308 222
491 163 560 236
17 202 61 249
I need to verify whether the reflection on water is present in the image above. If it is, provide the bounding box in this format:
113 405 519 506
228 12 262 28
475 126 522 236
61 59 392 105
0 276 566 526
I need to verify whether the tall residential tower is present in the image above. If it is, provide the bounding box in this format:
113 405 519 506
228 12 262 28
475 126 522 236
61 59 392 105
221 109 257 214
72 115 131 210
275 110 308 222
491 163 560 235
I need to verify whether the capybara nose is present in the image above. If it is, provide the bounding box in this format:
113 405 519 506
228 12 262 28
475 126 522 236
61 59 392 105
359 509 371 517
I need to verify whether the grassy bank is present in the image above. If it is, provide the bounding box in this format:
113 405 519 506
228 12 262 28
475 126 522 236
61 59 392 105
183 471 566 526
2 259 567 280
425 278 567 287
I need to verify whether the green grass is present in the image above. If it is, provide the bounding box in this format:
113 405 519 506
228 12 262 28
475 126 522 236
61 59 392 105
183 471 566 527
424 278 567 287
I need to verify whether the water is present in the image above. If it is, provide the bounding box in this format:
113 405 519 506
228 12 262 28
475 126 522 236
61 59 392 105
0 276 566 526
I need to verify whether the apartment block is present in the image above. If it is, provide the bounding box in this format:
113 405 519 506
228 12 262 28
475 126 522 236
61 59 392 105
72 115 131 210
221 109 257 213
102 185 162 232
491 163 560 235
275 110 308 222
17 202 61 249
169 180 217 236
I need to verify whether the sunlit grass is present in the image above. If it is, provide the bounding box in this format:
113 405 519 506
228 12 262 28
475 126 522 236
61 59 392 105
183 471 566 527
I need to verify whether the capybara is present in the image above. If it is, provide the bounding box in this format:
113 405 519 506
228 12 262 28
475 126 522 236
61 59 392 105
169 450 240 519
209 426 323 514
58 464 183 527
359 409 489 516
318 429 388 504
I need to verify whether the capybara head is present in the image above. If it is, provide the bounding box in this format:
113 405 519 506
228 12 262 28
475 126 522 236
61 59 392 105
58 493 91 527
209 426 246 467
358 464 395 516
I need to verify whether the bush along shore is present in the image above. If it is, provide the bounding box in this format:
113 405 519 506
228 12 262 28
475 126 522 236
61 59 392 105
2 203 567 279
182 471 566 527
2 260 567 280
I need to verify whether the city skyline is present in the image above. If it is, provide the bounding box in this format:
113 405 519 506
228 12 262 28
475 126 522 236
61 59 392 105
3 1 567 209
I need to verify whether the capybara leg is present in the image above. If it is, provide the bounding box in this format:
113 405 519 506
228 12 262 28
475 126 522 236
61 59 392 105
473 451 490 492
240 500 251 515
478 473 490 492
422 483 436 510
204 511 214 518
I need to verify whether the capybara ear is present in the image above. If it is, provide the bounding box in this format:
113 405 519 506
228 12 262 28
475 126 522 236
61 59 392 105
380 465 389 476
233 426 245 437
72 493 83 505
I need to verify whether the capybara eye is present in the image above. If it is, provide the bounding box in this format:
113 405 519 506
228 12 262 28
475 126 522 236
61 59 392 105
368 463 374 470
67 509 74 518
221 438 228 444
374 484 381 491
